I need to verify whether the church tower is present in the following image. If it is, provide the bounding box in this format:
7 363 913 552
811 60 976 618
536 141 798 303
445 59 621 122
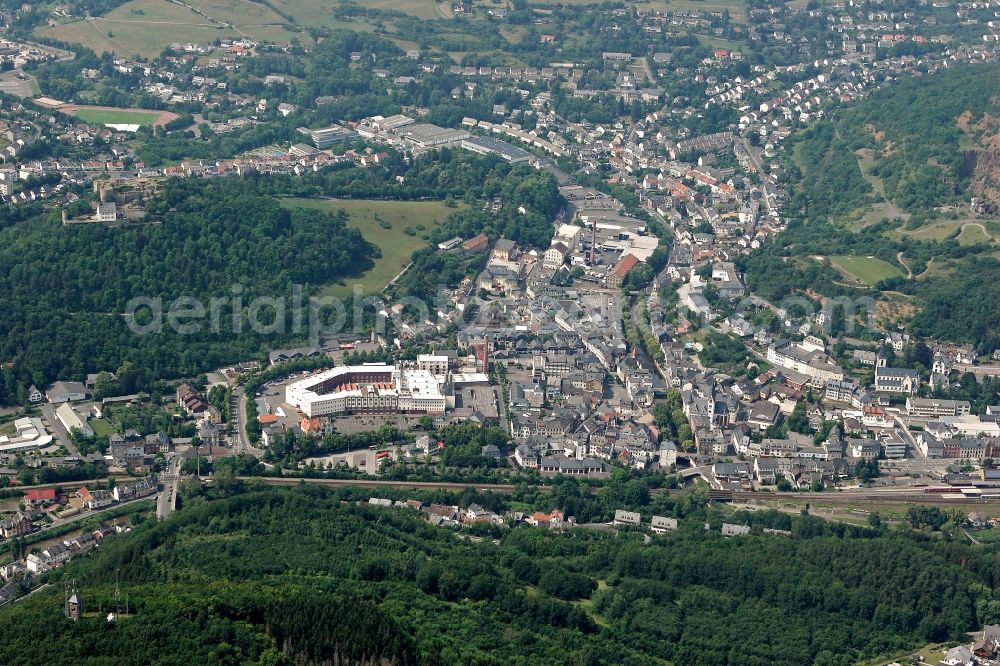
66 580 82 621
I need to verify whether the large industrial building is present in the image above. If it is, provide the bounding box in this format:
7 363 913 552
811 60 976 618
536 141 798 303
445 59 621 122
397 123 470 148
285 363 447 417
460 136 532 163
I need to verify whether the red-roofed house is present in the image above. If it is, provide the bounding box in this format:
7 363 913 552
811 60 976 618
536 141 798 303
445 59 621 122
25 488 57 505
526 509 564 527
606 254 639 287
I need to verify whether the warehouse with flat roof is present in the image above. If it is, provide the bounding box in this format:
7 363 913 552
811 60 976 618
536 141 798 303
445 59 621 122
398 123 470 148
460 136 532 163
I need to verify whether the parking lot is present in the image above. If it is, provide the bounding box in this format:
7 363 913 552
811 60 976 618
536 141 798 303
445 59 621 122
306 448 394 472
328 413 424 434
254 379 302 430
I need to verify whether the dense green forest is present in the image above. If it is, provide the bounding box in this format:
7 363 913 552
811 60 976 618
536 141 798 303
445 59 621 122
4 484 1000 665
0 177 372 400
901 257 1000 352
0 151 560 403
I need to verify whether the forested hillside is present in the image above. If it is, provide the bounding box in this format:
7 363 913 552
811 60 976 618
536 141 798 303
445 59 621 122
746 63 1000 349
5 485 1000 665
0 177 373 400
0 150 561 402
783 63 1000 220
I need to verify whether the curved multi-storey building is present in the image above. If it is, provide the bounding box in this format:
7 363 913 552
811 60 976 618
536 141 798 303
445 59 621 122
285 363 446 418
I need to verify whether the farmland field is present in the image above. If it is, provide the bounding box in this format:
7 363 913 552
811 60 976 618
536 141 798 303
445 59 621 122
36 0 481 57
36 0 296 58
279 198 464 297
830 255 904 285
266 0 442 24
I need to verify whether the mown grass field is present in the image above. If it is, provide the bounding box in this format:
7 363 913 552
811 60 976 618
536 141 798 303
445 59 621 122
73 108 162 126
89 418 113 438
280 198 463 297
829 255 904 285
899 219 996 246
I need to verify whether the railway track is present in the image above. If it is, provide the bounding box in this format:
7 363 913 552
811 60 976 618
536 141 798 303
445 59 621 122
239 476 533 493
240 478 1000 507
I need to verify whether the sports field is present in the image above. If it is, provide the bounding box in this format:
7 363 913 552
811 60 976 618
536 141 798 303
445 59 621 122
72 108 163 126
280 198 463 297
830 255 903 285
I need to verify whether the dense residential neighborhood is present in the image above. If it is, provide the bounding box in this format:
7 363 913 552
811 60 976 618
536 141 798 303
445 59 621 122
0 10 996 514
0 0 999 662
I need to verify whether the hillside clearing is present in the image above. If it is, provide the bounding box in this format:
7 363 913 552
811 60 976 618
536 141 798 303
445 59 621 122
829 255 904 285
279 198 462 297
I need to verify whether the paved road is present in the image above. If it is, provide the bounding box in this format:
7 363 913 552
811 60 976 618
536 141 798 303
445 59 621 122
156 456 179 520
232 386 265 457
737 137 779 219
233 386 250 453
3 583 49 607
2 478 122 493
638 57 657 87
892 418 923 458
39 403 80 456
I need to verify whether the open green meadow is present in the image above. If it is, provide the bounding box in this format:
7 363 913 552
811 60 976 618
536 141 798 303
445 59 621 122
829 255 904 285
279 198 463 297
89 418 113 438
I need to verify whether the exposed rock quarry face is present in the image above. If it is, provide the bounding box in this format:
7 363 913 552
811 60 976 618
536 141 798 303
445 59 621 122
959 112 1000 215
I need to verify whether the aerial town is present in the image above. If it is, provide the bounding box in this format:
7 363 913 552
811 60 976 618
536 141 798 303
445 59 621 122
0 0 998 528
0 0 999 661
